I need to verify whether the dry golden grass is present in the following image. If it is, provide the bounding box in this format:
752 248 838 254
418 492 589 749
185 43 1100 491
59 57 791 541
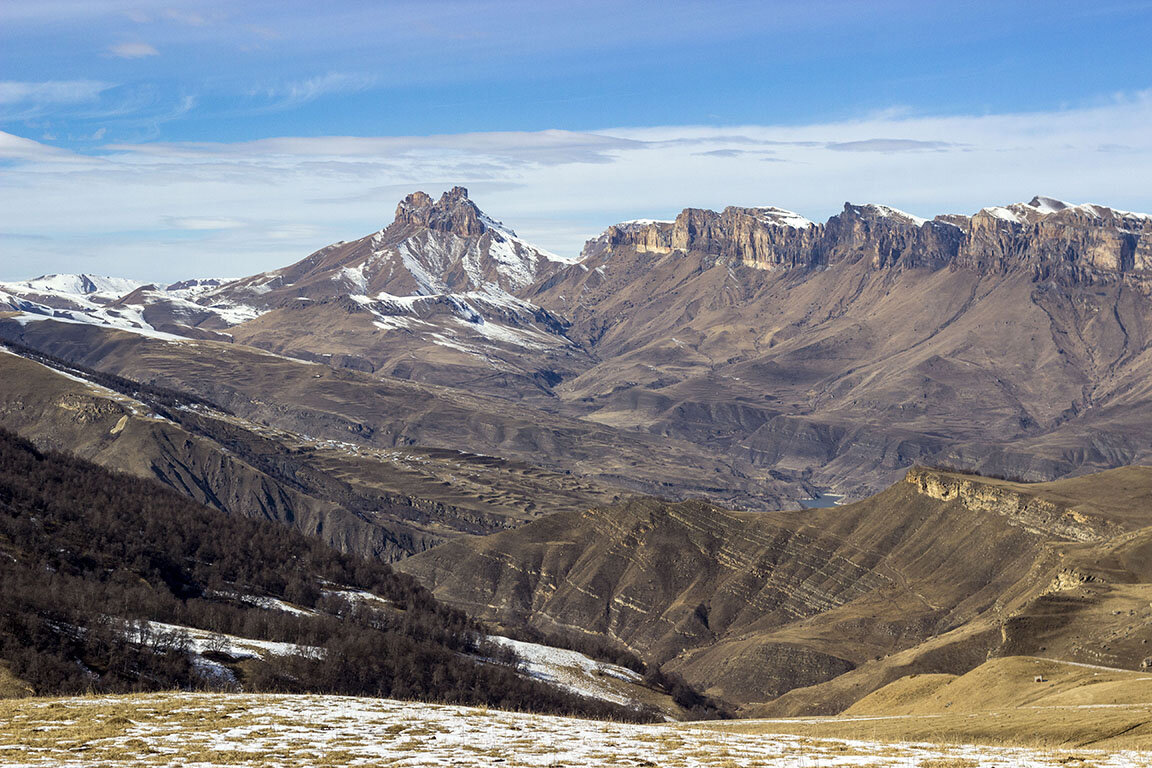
0 662 33 698
2 690 1150 767
692 704 1152 751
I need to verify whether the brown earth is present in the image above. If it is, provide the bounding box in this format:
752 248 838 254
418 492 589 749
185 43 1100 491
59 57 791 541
0 347 625 560
399 465 1152 713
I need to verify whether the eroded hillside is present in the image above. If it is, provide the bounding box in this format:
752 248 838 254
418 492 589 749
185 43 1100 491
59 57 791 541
399 465 1152 713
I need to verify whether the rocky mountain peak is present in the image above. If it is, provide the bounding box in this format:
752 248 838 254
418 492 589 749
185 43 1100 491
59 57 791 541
395 190 434 218
1029 195 1070 212
390 186 498 239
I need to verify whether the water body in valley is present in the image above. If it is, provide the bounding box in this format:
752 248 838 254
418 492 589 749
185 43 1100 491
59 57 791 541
799 494 844 509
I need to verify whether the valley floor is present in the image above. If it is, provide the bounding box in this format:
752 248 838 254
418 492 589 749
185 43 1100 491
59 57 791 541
2 693 1151 767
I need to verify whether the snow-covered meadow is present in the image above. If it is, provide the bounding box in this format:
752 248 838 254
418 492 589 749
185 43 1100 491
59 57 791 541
2 693 1151 767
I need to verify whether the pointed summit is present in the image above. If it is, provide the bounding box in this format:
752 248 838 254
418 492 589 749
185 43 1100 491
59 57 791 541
390 186 493 238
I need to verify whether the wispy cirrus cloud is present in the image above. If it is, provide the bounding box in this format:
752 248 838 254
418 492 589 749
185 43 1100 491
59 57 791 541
0 80 114 105
108 42 159 58
826 138 956 152
106 129 641 166
163 216 245 231
254 73 379 111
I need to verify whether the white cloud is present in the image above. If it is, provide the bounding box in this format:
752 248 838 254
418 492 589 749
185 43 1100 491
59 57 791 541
163 216 245 230
2 94 1151 282
0 131 77 161
0 80 114 105
108 42 159 58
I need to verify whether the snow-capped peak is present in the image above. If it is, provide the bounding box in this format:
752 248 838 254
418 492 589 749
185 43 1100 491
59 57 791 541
749 206 815 229
862 204 928 227
10 273 145 298
977 197 1152 226
979 206 1024 224
1025 196 1071 215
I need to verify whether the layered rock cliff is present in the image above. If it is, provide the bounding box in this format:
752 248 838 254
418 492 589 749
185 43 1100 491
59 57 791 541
585 198 1152 282
582 196 1151 282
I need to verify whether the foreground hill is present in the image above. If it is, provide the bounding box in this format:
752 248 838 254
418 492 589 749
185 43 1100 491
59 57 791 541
399 463 1152 713
0 427 663 721
722 657 1152 750
2 691 1149 767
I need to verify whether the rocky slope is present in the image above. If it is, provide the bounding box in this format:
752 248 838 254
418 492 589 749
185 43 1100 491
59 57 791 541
526 195 1152 498
398 464 1152 713
0 339 649 561
0 316 811 514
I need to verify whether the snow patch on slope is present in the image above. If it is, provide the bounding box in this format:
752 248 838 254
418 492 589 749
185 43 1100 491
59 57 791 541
750 206 815 229
864 204 928 227
489 636 644 707
144 620 323 660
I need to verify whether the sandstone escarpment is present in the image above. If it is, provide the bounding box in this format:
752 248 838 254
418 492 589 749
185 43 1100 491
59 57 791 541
587 196 1152 284
905 467 1121 542
597 205 821 269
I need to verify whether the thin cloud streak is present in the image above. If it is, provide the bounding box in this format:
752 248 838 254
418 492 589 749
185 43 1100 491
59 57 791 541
0 80 114 105
826 138 956 152
107 42 159 58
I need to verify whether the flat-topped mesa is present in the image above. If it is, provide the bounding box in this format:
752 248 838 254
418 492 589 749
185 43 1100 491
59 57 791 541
588 196 1152 282
390 186 499 239
593 204 821 269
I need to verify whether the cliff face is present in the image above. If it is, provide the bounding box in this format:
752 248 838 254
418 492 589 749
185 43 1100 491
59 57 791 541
904 467 1122 542
591 196 1152 282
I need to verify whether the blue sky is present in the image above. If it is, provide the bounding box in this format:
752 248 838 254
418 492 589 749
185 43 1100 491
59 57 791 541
3 0 1152 281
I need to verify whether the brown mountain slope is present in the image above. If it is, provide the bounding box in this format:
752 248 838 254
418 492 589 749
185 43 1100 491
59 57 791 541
520 197 1152 498
0 342 633 560
0 317 811 513
398 465 1152 712
7 193 1152 508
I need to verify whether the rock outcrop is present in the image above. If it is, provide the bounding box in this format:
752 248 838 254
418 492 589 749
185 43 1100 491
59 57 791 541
585 196 1151 282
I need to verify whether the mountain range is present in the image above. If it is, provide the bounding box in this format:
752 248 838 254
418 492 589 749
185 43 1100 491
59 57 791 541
5 188 1152 502
3 187 1152 715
